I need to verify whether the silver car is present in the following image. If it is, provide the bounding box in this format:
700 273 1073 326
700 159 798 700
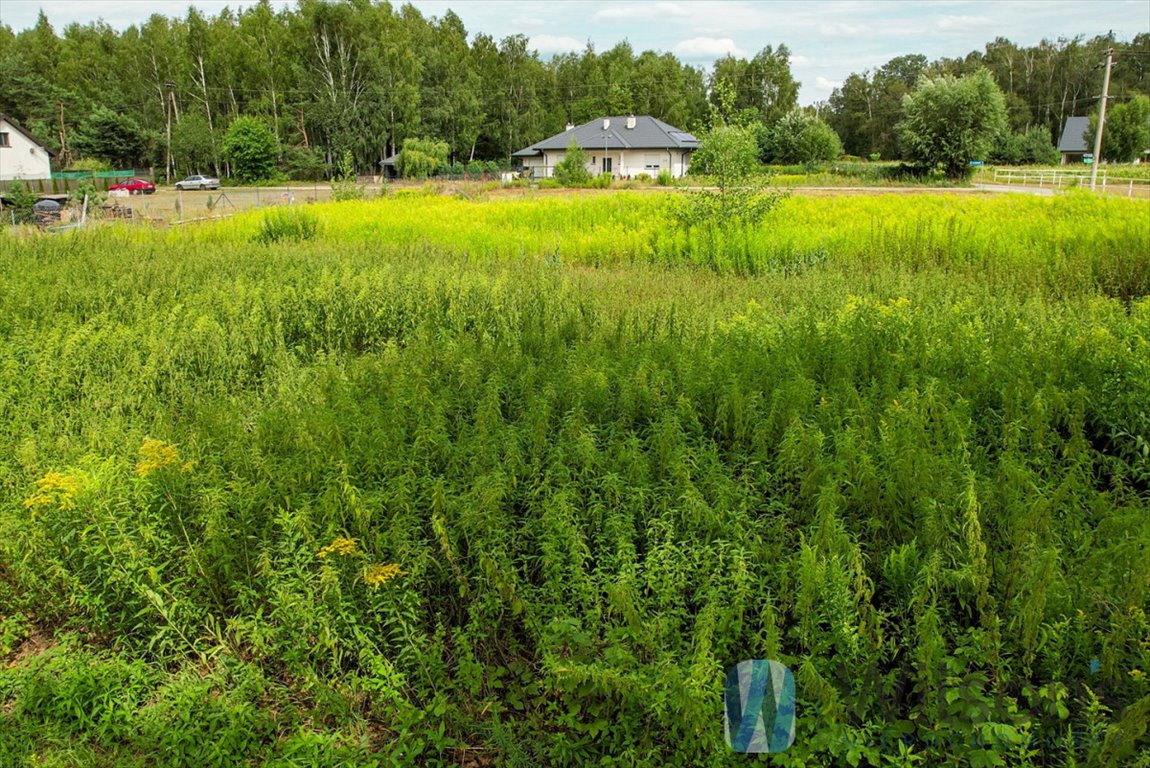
175 174 220 190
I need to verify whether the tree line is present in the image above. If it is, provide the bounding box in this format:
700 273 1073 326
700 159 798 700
826 34 1150 160
1 0 1146 180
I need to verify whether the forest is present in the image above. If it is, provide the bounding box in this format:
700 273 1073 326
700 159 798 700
1 0 1148 180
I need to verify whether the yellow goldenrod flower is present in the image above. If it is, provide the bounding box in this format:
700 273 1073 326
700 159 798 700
316 536 358 558
136 437 180 476
23 471 84 517
363 563 406 587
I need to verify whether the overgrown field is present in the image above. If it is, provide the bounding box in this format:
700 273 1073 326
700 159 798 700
1 192 1148 767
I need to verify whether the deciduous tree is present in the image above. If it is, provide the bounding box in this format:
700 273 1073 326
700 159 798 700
222 116 278 181
899 69 1007 177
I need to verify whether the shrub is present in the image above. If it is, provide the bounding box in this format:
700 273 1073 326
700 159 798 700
679 123 787 227
635 172 652 183
990 126 1059 165
330 151 364 202
760 109 843 167
223 117 279 182
656 168 674 186
255 207 319 244
2 181 38 224
282 145 328 181
553 138 592 186
397 138 449 179
64 158 113 173
589 172 613 189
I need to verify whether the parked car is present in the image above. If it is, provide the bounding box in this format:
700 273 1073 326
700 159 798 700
175 174 220 190
108 177 156 195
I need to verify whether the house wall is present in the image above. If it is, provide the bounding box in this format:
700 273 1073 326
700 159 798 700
0 120 52 181
521 147 692 179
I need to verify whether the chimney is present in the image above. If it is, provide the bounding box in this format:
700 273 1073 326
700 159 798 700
602 118 610 130
626 115 636 130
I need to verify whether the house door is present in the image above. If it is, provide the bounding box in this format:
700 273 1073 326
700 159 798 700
602 157 612 175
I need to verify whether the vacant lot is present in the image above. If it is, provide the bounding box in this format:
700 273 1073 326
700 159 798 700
1 192 1148 767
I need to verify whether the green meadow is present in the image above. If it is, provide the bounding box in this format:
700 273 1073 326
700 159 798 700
1 191 1148 766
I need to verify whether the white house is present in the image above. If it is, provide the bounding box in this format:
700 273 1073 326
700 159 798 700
513 115 698 179
0 115 53 181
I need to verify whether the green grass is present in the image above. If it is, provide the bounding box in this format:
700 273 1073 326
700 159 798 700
1 192 1148 766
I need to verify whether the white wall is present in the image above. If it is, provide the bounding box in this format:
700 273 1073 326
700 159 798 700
521 147 693 179
0 119 52 181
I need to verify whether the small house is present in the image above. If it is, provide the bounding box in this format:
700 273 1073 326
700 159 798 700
513 116 698 179
1057 116 1092 165
0 115 53 181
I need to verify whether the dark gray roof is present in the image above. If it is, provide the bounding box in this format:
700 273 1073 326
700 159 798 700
513 116 699 157
1057 116 1091 153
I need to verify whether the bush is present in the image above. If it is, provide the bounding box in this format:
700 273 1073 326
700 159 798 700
397 138 449 179
634 173 652 183
689 124 759 182
656 168 674 186
282 146 328 181
989 126 1059 165
553 138 592 186
223 117 279 182
330 151 364 202
589 172 613 189
759 109 843 167
2 181 38 224
679 122 786 227
255 207 319 244
64 158 113 173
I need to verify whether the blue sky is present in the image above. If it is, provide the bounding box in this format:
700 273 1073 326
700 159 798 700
2 0 1148 103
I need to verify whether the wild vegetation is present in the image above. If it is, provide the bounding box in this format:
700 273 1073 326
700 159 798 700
1 190 1149 767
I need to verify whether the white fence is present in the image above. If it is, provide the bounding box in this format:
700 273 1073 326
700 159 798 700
992 168 1150 197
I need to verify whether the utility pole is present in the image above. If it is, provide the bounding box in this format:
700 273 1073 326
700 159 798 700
165 81 176 184
1089 47 1113 192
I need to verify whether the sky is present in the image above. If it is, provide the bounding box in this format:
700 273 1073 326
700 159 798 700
2 0 1148 103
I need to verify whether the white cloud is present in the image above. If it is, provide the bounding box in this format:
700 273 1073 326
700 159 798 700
594 3 690 21
790 54 811 65
819 22 871 36
815 76 844 91
512 16 546 28
674 36 745 58
528 34 585 55
936 15 991 30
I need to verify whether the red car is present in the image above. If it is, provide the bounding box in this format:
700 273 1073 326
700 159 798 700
108 177 156 195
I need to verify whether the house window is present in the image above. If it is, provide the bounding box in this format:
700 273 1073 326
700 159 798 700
591 156 596 164
644 153 661 170
0 132 10 148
